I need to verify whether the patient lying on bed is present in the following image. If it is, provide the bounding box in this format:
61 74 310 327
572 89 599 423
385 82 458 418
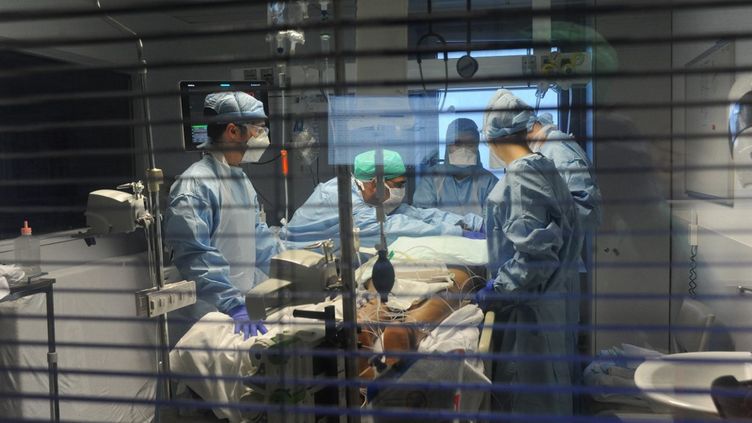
170 239 488 422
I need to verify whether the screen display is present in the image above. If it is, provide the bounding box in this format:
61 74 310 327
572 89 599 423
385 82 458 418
179 81 269 151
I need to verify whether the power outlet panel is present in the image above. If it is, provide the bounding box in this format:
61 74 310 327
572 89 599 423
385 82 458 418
135 280 197 317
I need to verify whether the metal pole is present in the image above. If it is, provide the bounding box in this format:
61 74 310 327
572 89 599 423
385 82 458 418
97 1 170 410
334 0 361 420
46 286 59 422
137 36 171 407
279 64 290 223
374 148 386 249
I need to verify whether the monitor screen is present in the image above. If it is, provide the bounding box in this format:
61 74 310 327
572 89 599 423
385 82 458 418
179 81 269 151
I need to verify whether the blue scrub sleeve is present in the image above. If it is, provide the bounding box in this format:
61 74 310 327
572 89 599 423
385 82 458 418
255 222 279 275
412 176 439 209
493 173 564 294
355 204 462 246
561 158 602 233
253 192 281 275
461 213 485 231
495 217 563 293
397 204 477 229
164 193 243 314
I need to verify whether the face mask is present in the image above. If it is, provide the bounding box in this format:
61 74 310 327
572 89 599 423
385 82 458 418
240 131 270 163
448 147 477 167
489 148 507 169
382 185 405 214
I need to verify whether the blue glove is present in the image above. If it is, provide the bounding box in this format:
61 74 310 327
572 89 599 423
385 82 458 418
228 305 268 340
462 230 486 240
474 280 496 312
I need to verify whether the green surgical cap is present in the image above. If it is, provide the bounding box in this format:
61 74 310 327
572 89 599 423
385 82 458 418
353 149 406 181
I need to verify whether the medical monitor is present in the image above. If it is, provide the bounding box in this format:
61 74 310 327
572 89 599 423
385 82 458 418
179 80 269 151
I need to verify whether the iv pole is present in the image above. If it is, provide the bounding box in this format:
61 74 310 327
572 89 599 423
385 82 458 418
95 1 171 416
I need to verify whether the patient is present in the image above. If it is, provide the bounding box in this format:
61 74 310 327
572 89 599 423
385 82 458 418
170 259 486 422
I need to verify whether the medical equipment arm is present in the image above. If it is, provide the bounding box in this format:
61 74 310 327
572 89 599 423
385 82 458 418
164 193 244 313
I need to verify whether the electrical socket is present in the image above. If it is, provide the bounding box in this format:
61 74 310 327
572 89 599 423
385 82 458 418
135 280 197 318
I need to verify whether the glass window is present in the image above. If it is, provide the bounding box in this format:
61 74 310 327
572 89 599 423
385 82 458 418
438 87 559 175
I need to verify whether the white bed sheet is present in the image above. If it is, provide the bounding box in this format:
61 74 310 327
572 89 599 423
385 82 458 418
170 300 483 422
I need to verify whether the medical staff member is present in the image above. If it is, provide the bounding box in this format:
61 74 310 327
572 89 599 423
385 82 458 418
413 118 498 217
164 91 279 341
475 92 582 415
484 90 601 388
281 149 484 251
488 89 601 233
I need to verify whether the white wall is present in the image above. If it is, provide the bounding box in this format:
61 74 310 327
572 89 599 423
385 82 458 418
672 4 752 247
670 4 752 351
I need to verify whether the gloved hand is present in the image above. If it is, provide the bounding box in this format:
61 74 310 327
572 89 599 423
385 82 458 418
462 230 486 240
473 280 496 312
228 305 268 340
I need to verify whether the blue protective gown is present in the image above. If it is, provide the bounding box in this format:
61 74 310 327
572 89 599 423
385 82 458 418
280 177 483 251
164 153 280 318
412 164 498 217
485 153 582 416
533 126 602 234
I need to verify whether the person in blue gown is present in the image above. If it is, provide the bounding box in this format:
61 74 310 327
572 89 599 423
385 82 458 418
164 91 280 342
475 90 583 416
281 149 484 251
413 118 498 218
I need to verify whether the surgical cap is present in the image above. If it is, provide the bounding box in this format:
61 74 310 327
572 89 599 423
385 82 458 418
445 118 480 145
353 149 406 181
482 89 536 140
204 91 267 122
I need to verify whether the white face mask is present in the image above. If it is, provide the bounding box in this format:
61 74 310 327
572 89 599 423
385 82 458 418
489 148 507 169
448 147 477 167
383 185 405 214
240 130 270 163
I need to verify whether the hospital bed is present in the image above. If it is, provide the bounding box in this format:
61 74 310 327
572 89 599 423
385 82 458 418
169 236 492 423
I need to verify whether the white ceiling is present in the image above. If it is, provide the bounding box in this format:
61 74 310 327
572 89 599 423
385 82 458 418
0 0 273 64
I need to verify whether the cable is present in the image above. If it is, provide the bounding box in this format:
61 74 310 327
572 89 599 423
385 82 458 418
688 245 698 297
249 152 282 165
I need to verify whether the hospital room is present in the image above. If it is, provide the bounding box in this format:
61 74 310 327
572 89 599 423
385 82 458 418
2 0 752 422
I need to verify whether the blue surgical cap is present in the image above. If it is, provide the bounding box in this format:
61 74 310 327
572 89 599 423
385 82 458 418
204 91 267 122
353 149 406 181
199 91 267 148
482 89 536 140
445 118 480 145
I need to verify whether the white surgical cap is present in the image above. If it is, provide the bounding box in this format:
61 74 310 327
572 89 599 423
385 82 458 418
482 89 536 140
